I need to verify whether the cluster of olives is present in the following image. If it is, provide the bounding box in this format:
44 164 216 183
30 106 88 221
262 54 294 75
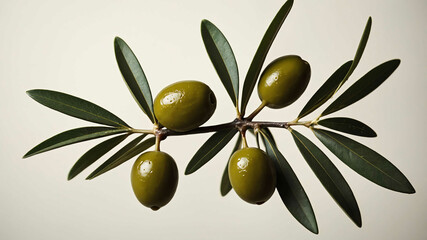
131 55 311 210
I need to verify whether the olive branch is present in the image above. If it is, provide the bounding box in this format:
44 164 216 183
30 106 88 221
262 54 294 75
23 0 414 234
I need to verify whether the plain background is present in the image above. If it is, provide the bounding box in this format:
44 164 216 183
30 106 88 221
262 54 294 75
1 0 426 239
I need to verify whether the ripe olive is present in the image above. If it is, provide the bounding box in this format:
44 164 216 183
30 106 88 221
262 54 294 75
131 151 178 211
258 55 311 108
154 81 216 132
228 147 276 205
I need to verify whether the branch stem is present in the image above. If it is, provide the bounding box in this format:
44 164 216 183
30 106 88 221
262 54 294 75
157 118 290 139
246 100 267 120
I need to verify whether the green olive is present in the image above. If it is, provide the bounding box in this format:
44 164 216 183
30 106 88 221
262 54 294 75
154 81 216 132
228 147 276 205
131 151 178 211
258 55 311 108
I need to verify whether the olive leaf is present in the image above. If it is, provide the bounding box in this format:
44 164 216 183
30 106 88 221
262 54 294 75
185 128 238 175
220 134 242 196
201 19 239 108
297 61 352 119
240 0 293 116
291 129 361 227
114 37 156 123
318 117 376 137
337 17 372 91
298 17 372 120
68 134 129 180
26 89 130 128
260 129 318 234
322 59 400 116
86 134 154 180
313 128 415 193
23 127 129 158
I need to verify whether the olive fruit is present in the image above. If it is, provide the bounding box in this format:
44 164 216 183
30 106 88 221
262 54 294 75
154 80 216 132
228 147 276 205
131 151 178 211
258 55 311 108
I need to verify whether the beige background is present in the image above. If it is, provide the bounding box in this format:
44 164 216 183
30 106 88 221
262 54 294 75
1 0 426 239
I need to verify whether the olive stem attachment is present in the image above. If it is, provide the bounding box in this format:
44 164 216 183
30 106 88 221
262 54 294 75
246 101 267 121
241 130 249 148
155 135 161 151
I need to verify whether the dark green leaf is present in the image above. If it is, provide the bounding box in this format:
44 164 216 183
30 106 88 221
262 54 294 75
318 117 376 137
322 59 400 116
313 128 415 193
86 134 156 180
240 0 293 116
185 128 238 175
338 17 372 91
220 134 242 196
68 134 129 180
291 129 361 227
114 37 156 123
260 129 318 234
23 127 129 158
262 127 276 146
297 61 353 119
26 89 130 128
220 162 232 197
201 20 239 107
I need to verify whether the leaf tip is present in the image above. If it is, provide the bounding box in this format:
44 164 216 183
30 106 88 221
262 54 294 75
184 169 192 175
67 172 75 181
114 36 123 44
22 150 35 159
85 174 94 180
201 19 210 25
406 184 416 194
26 90 33 97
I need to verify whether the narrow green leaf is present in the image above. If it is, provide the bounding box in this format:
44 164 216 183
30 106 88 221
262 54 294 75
201 20 239 107
240 0 293 116
23 127 129 158
68 134 129 180
220 162 232 197
291 129 361 227
297 61 353 119
318 117 376 137
185 128 238 175
86 134 147 179
220 134 242 196
260 129 318 234
322 59 400 116
262 127 276 146
337 17 372 91
26 89 130 128
114 37 156 123
313 128 415 193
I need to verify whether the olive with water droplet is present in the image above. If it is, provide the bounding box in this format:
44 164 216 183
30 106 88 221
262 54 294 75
228 147 276 205
131 151 178 210
258 55 311 108
154 81 216 132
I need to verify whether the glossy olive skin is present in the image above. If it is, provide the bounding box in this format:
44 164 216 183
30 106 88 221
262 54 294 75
154 81 216 132
131 151 178 211
228 147 276 205
258 55 311 108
